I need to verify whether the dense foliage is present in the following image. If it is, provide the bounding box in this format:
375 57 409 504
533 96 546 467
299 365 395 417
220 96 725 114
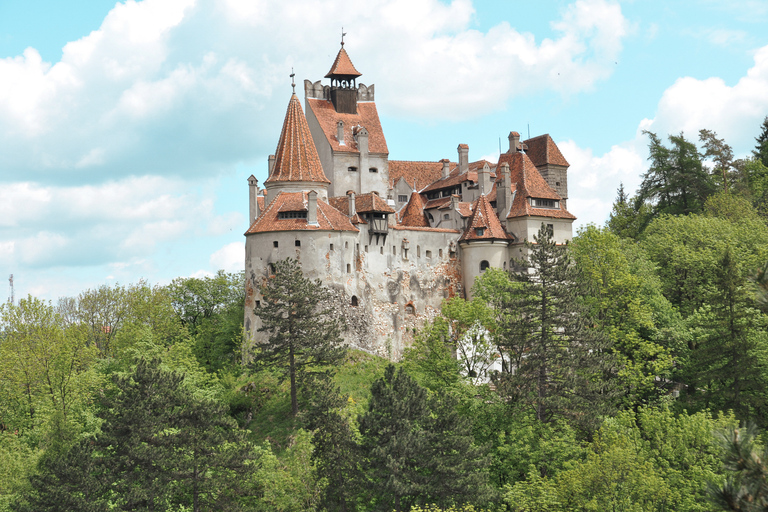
3 124 768 511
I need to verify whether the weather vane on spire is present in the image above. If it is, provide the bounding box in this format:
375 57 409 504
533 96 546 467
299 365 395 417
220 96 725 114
290 67 295 93
341 27 346 46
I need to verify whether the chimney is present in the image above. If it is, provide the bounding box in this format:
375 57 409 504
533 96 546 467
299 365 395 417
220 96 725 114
440 158 451 179
307 190 318 226
347 190 356 217
479 162 491 196
248 175 259 222
498 163 512 218
458 144 469 174
337 121 345 146
268 154 276 174
508 131 520 153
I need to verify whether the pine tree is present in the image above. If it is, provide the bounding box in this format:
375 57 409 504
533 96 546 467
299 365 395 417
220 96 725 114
700 129 736 192
495 224 618 430
359 365 492 511
686 248 768 422
253 258 346 416
710 423 768 511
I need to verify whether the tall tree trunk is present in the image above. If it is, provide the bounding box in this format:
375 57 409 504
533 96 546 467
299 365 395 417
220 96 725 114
290 343 298 416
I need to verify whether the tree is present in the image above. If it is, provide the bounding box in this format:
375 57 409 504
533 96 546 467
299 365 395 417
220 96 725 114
252 258 345 416
686 248 768 422
753 115 768 167
710 423 768 512
96 359 252 511
359 365 492 512
303 379 361 512
493 225 618 430
700 129 736 192
638 131 714 217
441 297 497 385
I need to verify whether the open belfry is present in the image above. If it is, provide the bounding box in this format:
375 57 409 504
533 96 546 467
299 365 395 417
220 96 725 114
244 41 576 359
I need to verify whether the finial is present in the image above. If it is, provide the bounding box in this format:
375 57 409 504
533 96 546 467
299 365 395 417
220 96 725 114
290 68 295 93
341 27 346 47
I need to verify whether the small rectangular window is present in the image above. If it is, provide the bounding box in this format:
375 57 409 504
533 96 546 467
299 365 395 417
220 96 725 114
439 249 443 258
273 241 278 248
380 246 384 254
369 167 378 173
398 195 408 203
330 243 334 251
393 246 396 255
443 214 450 220
295 240 301 247
346 263 351 273
365 245 369 252
348 166 357 172
426 250 432 258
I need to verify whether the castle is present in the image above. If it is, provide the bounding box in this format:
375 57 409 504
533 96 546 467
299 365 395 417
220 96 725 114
244 43 575 359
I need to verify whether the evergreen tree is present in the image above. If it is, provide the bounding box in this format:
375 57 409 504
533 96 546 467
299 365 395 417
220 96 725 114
495 224 618 430
686 248 768 422
700 129 736 192
96 359 251 512
710 423 768 512
253 258 346 416
359 365 492 511
304 379 361 512
753 115 768 168
638 131 714 217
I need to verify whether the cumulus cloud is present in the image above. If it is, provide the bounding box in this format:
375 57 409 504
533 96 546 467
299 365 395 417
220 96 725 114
209 241 244 272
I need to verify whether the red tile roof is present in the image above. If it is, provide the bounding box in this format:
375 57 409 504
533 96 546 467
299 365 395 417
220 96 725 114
245 192 358 234
499 151 576 220
392 225 459 233
423 196 452 209
421 160 496 193
307 99 388 154
399 192 430 228
459 194 511 242
325 46 362 78
265 94 330 185
389 160 450 192
328 192 395 215
524 134 569 168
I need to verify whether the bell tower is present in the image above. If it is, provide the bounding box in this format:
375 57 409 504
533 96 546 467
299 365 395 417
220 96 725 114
325 36 362 114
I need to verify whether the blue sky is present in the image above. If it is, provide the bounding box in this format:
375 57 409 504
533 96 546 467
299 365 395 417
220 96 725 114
2 0 768 301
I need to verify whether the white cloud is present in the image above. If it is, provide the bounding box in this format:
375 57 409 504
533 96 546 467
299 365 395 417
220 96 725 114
209 241 244 272
643 45 768 155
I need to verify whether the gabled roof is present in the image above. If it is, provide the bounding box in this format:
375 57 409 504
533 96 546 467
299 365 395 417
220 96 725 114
328 192 395 215
398 192 430 228
306 99 388 154
459 194 511 242
325 46 362 78
498 151 576 220
265 94 330 185
389 161 450 192
421 160 496 193
245 192 358 234
524 134 569 168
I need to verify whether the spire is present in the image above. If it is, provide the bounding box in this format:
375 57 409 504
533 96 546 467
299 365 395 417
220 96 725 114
265 94 330 185
325 45 362 79
459 194 509 242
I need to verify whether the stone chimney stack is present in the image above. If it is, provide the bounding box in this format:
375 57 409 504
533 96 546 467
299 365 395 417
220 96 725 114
441 158 451 179
337 121 345 146
479 162 491 196
347 190 356 217
248 175 259 223
268 154 276 175
497 163 512 220
508 131 520 153
458 144 469 174
307 190 318 226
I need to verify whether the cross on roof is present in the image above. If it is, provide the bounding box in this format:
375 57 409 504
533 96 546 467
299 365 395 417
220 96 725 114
290 68 295 93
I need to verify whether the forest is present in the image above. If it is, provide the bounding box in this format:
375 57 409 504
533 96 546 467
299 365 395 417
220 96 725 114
3 121 768 511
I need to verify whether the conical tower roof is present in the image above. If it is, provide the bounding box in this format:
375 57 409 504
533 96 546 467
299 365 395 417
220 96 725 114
325 45 362 78
265 94 330 185
399 191 430 227
459 194 510 242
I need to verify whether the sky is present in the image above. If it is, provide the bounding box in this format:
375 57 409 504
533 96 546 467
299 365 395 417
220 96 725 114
1 0 768 302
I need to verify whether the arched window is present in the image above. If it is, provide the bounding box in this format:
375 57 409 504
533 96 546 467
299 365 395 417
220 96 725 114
480 260 490 272
405 303 415 315
351 296 359 307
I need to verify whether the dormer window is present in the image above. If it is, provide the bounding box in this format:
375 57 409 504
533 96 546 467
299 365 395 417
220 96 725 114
348 166 358 172
278 211 307 219
531 198 559 208
475 228 485 236
398 195 408 203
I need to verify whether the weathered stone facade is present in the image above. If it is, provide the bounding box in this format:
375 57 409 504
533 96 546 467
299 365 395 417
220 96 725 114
244 43 576 359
